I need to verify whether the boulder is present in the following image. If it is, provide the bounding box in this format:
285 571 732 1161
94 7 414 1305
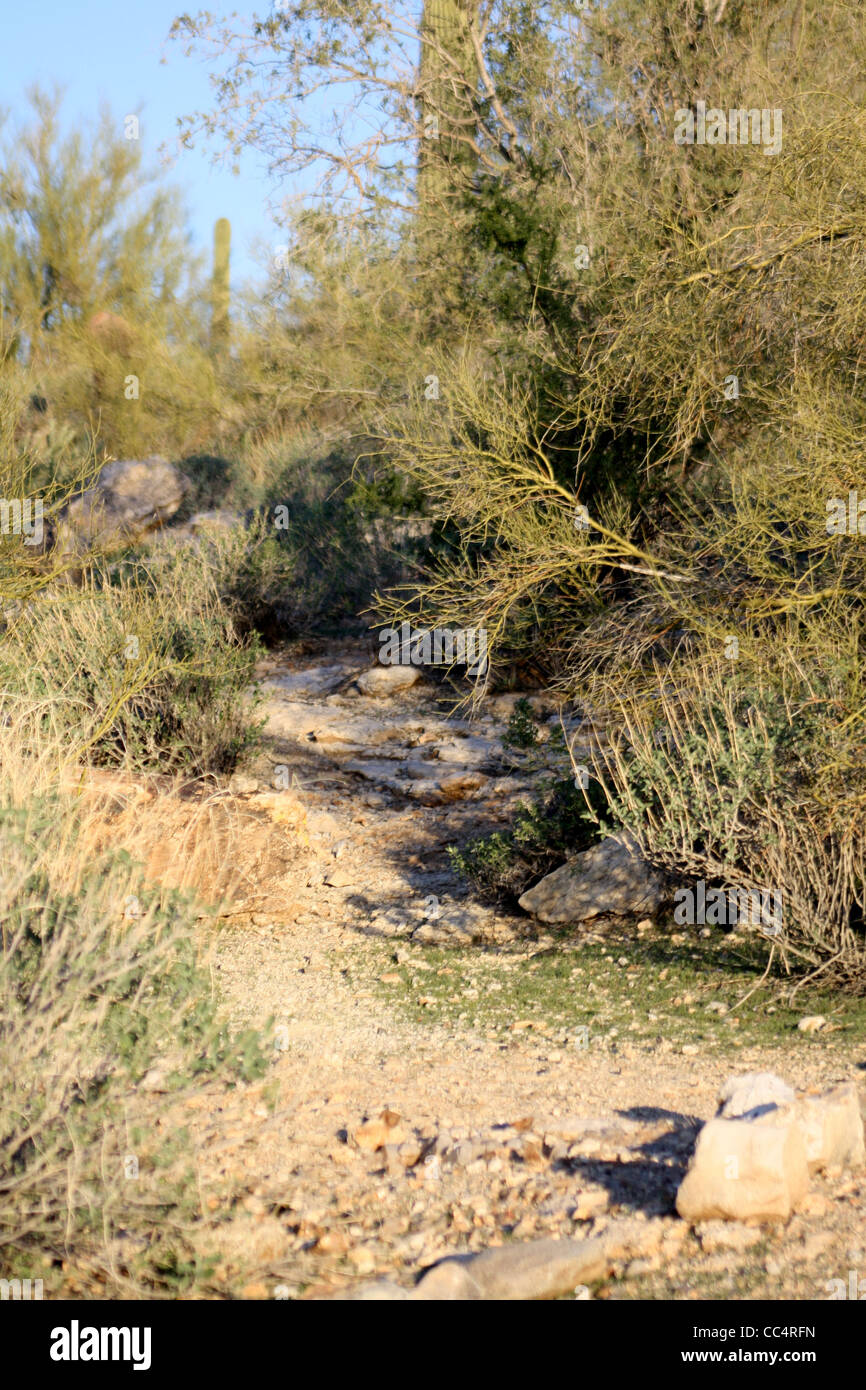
676 1112 809 1224
796 1082 865 1173
57 457 188 552
355 665 420 697
411 1258 482 1300
411 901 493 946
518 831 663 924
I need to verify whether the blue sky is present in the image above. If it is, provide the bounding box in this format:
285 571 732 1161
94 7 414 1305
0 1 281 288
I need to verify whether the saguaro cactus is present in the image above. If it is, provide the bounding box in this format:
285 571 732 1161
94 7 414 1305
417 1 477 214
211 217 231 354
416 1 478 319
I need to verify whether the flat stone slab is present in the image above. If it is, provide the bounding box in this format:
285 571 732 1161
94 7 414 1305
412 1235 611 1300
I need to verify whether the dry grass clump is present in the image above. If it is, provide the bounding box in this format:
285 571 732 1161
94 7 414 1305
0 698 275 1296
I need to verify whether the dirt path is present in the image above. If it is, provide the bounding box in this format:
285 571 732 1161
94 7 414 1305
190 644 865 1300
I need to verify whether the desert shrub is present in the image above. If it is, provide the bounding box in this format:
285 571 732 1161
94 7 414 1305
0 553 261 773
561 386 866 992
588 647 866 992
0 373 101 605
154 444 412 643
201 521 298 644
170 453 236 518
230 430 432 635
155 514 298 645
0 746 268 1295
501 697 543 751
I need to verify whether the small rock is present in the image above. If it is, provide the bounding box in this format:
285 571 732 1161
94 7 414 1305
413 1236 610 1301
412 1259 482 1300
138 1062 176 1093
797 1015 827 1034
240 1282 270 1300
397 1140 424 1167
571 1190 610 1221
717 1072 795 1120
347 1247 378 1274
315 1230 349 1254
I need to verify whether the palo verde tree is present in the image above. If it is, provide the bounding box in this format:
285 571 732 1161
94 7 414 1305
0 88 194 352
0 88 231 460
169 2 570 326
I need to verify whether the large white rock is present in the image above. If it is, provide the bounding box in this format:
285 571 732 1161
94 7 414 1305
676 1112 809 1224
518 831 663 924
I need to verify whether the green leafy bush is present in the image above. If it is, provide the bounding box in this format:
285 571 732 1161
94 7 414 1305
450 695 610 901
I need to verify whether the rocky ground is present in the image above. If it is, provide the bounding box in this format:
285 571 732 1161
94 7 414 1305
135 641 866 1300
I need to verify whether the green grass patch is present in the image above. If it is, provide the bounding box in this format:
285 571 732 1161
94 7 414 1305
361 922 866 1055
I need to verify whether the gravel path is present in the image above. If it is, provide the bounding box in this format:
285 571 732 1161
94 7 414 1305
189 644 866 1300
